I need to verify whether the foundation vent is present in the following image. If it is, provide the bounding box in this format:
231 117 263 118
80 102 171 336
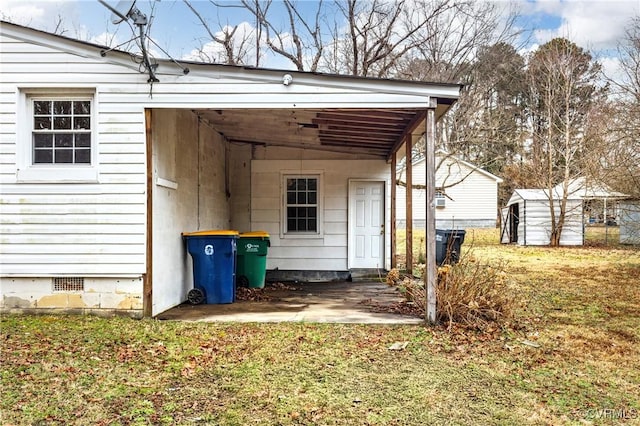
53 277 85 292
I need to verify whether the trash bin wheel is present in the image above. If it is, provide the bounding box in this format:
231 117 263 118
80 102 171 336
187 288 205 305
237 275 250 288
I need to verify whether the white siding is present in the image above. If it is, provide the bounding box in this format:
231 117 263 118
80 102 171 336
517 199 583 246
151 109 232 316
396 157 500 228
251 158 390 271
620 201 640 245
0 34 147 278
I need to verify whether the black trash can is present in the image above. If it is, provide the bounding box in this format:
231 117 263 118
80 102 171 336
435 229 466 266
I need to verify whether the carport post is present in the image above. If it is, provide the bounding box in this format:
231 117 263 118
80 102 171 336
425 106 437 324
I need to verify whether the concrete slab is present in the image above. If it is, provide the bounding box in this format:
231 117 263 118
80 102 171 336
156 281 424 324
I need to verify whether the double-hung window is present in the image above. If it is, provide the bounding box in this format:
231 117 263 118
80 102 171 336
17 89 97 183
284 175 320 234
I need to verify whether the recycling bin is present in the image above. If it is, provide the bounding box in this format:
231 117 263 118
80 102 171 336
236 231 270 289
435 229 466 266
182 230 239 304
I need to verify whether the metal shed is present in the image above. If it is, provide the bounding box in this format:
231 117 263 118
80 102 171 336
501 189 583 246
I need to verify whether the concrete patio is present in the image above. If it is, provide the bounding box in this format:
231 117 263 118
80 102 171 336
156 281 424 324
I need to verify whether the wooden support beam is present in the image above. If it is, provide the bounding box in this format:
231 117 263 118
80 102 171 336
391 152 397 269
405 133 413 274
425 108 437 324
143 108 153 318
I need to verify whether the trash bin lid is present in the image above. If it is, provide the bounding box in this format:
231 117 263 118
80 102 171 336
182 230 239 237
240 231 270 238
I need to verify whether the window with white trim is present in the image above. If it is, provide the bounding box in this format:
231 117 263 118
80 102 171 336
284 175 320 234
17 89 98 183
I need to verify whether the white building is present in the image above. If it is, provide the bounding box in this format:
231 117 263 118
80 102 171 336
396 154 503 229
501 189 583 246
0 21 460 317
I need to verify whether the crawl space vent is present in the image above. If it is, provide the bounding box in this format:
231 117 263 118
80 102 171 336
53 277 85 292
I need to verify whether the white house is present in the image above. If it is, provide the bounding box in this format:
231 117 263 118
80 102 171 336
501 189 583 246
0 21 460 317
396 153 503 229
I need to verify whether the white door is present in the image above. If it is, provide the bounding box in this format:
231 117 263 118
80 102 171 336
349 181 385 268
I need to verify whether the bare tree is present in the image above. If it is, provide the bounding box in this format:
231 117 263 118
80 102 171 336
524 38 606 246
603 16 640 198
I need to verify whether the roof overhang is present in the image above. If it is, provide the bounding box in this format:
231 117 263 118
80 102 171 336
1 20 461 160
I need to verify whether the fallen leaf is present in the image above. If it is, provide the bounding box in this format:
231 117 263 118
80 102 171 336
388 341 409 351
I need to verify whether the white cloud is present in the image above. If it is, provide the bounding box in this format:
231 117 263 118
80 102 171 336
0 1 83 32
529 0 639 50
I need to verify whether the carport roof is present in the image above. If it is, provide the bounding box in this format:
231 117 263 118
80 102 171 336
197 107 452 159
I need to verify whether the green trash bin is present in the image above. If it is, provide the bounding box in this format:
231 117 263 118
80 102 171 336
236 231 270 289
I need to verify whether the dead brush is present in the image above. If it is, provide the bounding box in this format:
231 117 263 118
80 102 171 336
386 257 516 330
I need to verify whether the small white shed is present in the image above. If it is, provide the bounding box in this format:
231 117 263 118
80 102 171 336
619 200 640 245
501 189 583 246
396 153 503 229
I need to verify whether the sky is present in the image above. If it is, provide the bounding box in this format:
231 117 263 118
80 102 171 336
1 0 639 79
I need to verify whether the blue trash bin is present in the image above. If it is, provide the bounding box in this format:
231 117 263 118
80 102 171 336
182 230 239 304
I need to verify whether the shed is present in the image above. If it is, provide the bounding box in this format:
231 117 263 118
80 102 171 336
396 153 503 229
619 200 640 245
501 189 583 246
0 21 460 318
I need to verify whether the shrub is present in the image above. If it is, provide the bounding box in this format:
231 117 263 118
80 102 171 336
386 257 516 330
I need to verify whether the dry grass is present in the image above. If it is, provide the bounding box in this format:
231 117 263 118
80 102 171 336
2 232 640 425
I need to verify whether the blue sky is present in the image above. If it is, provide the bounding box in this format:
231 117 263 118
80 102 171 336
1 0 638 78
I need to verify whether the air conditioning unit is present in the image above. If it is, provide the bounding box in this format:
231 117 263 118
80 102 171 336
435 197 446 208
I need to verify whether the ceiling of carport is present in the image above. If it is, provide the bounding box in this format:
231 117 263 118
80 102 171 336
197 107 441 160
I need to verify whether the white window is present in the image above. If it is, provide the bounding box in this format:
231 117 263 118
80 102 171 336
283 174 322 236
17 89 98 182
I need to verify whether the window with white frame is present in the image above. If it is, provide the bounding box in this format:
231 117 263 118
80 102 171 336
284 175 320 234
17 89 97 182
32 99 92 164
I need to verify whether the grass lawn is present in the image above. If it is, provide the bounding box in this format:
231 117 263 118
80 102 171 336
2 232 639 425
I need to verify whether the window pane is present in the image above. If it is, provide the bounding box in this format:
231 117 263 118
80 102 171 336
287 179 297 190
54 149 73 163
34 150 52 163
34 134 52 148
297 219 307 231
53 101 71 114
74 117 90 130
307 219 317 232
73 101 90 115
34 100 51 115
308 179 317 190
308 192 317 204
76 133 91 147
54 117 71 130
297 192 307 204
287 207 296 218
55 133 73 147
287 192 296 204
298 207 307 218
307 207 317 219
34 117 51 130
75 149 91 164
287 218 296 232
298 179 307 190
